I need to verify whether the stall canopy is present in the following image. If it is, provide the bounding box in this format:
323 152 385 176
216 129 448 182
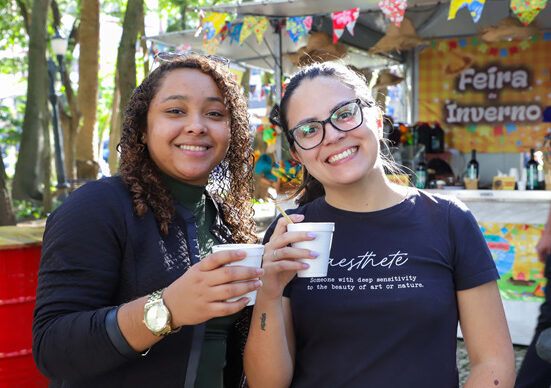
146 0 551 74
146 0 551 160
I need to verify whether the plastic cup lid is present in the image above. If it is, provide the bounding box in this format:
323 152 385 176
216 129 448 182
212 243 264 255
287 222 335 232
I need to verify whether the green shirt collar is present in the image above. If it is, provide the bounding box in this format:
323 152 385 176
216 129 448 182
162 174 206 214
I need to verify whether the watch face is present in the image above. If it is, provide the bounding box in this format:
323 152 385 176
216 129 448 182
145 304 169 332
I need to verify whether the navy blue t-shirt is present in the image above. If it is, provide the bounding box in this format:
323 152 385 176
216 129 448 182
263 189 499 388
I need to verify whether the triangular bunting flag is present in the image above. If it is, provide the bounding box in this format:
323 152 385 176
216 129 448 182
378 0 408 27
240 16 269 45
202 36 221 54
286 16 313 43
229 23 243 45
219 21 231 42
510 0 548 25
448 0 486 23
202 12 229 40
332 8 360 43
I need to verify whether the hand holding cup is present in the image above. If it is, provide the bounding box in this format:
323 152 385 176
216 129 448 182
163 248 264 327
259 214 319 299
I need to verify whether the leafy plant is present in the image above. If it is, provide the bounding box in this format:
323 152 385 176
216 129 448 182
13 197 61 222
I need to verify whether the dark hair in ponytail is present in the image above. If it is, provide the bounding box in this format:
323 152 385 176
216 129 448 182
278 62 377 206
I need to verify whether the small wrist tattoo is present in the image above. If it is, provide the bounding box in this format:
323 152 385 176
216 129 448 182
260 313 266 331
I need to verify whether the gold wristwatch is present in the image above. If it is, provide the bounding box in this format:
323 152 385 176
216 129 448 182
143 288 176 336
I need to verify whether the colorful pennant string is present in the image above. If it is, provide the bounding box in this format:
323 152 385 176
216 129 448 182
240 16 269 45
229 23 243 45
202 12 229 40
202 35 221 54
510 0 548 25
286 16 313 43
218 21 231 42
378 0 408 27
332 8 360 43
448 0 486 23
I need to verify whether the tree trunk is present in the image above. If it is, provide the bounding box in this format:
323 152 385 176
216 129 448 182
12 0 50 201
140 9 149 79
108 70 120 174
241 68 251 103
76 0 100 180
180 1 187 30
58 18 81 183
112 0 143 175
0 156 16 226
42 95 53 214
59 63 81 183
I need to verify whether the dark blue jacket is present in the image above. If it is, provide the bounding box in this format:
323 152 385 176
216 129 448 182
32 176 250 387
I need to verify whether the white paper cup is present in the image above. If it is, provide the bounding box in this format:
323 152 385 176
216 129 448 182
211 243 264 305
287 222 335 278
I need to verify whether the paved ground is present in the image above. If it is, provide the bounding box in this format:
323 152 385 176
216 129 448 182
457 340 527 385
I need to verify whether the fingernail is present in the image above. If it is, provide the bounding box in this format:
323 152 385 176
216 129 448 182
256 268 264 275
234 250 246 256
292 214 305 221
301 263 310 269
307 232 317 238
256 280 263 288
310 251 319 257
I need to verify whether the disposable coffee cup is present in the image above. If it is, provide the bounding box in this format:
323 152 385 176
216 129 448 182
211 244 264 306
287 222 335 278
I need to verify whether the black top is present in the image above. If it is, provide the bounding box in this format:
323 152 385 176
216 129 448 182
264 190 498 387
32 176 250 387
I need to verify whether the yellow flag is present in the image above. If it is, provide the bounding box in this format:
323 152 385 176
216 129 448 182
202 12 229 40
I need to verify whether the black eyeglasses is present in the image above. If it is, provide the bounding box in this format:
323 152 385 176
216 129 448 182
289 98 372 150
155 51 231 68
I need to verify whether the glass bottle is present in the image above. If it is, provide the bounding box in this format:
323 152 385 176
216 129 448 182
466 149 479 180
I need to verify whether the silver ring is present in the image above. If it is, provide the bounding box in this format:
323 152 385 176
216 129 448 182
273 249 278 260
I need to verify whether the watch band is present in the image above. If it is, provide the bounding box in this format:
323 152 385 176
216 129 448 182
144 288 177 336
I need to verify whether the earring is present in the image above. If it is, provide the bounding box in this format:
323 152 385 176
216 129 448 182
141 134 146 143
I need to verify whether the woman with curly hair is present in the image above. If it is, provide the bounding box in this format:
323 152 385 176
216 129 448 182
33 54 259 387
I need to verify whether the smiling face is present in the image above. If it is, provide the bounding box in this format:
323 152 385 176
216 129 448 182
144 68 231 185
286 76 382 191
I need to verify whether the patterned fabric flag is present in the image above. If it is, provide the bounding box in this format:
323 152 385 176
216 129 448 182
175 44 192 53
510 0 548 25
448 0 486 23
229 23 243 45
332 8 360 43
202 36 221 54
378 0 408 27
149 41 161 58
219 21 231 42
240 16 269 45
286 16 313 43
202 12 229 40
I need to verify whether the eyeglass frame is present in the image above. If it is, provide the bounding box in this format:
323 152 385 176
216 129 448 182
288 98 373 150
154 51 231 68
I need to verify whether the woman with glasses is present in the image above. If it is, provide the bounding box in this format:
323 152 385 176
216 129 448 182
244 62 515 387
33 54 259 387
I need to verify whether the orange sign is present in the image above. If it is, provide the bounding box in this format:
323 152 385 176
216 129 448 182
418 34 551 152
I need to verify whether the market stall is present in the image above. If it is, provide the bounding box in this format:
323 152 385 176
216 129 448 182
145 0 551 345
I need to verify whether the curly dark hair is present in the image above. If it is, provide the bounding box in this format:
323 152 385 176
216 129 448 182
118 55 256 243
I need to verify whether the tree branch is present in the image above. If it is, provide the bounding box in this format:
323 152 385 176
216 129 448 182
50 0 61 29
15 0 30 34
